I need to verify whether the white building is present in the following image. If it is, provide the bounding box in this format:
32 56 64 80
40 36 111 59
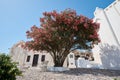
10 41 95 69
10 41 66 68
93 0 120 70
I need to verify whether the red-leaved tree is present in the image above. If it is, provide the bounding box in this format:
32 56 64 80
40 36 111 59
24 9 100 67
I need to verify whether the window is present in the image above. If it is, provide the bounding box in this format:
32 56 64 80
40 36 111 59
41 55 45 62
70 54 73 58
26 56 30 62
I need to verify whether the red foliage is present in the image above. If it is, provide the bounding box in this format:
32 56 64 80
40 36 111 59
24 9 100 67
24 8 100 51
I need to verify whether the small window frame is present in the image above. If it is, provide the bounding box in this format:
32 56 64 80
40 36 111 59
41 55 45 62
70 54 73 58
26 55 31 62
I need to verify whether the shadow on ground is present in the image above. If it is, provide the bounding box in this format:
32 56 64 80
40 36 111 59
54 68 120 77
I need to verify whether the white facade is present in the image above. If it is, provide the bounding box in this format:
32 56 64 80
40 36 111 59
9 41 70 68
10 41 102 69
10 41 97 69
93 0 120 70
68 52 76 68
10 41 54 68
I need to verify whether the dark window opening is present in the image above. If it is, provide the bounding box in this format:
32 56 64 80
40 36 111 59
32 54 39 67
75 55 80 60
41 55 45 62
70 54 73 58
26 56 30 62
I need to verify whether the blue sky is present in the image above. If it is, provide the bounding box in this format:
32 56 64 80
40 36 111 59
0 0 114 54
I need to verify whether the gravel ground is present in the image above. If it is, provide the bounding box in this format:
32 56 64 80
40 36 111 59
17 68 120 80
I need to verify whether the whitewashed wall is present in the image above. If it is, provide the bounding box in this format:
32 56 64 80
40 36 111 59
10 41 27 67
93 0 120 70
10 41 68 68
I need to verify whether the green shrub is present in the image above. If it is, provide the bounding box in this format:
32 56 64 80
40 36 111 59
0 53 22 80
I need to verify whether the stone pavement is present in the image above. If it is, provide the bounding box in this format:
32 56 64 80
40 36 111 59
17 68 120 80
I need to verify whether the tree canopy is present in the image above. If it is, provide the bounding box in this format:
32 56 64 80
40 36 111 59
24 9 100 67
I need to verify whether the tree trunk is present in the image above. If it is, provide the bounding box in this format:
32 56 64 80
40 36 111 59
51 49 70 67
54 53 67 67
54 57 65 67
53 55 67 67
54 61 64 67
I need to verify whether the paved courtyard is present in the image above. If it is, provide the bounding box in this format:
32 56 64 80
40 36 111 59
17 68 120 80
